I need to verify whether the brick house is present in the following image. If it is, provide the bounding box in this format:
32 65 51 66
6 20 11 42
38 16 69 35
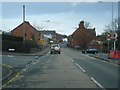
11 21 40 45
69 21 96 48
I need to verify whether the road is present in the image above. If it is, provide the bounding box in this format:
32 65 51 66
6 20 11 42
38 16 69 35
2 43 119 89
62 47 118 88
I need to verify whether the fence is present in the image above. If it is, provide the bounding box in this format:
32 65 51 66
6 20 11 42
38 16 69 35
2 40 39 53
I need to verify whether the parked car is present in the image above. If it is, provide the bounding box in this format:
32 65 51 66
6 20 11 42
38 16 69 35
50 44 61 54
82 48 98 54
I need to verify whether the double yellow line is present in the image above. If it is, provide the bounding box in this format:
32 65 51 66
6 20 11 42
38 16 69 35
0 64 20 88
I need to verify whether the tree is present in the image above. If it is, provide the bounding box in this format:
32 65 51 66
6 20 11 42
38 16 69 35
104 18 120 50
117 30 120 50
84 21 92 29
104 18 119 33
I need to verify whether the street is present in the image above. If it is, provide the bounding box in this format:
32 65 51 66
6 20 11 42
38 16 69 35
2 43 119 89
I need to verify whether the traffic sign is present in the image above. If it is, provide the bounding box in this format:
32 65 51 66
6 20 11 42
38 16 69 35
114 33 118 38
39 40 44 43
107 33 118 39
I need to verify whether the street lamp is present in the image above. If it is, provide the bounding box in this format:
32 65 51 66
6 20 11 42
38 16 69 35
111 2 117 51
40 20 50 38
40 20 50 31
39 20 50 50
98 1 116 52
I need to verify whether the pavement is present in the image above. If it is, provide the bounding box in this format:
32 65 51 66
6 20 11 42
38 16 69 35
2 47 50 56
88 53 119 65
69 47 119 65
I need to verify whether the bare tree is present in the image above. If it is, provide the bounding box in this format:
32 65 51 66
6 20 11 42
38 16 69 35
104 18 120 50
84 21 92 29
104 18 119 33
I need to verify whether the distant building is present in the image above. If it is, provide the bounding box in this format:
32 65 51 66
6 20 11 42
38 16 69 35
56 33 65 42
39 30 56 39
68 21 96 48
67 35 73 46
11 21 40 45
39 30 65 44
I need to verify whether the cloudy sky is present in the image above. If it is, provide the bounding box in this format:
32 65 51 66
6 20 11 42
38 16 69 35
1 0 119 35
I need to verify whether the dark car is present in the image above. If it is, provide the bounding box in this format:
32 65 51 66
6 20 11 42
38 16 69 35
82 48 98 54
50 44 61 54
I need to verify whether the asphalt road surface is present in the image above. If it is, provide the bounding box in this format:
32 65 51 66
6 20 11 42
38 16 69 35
2 43 119 89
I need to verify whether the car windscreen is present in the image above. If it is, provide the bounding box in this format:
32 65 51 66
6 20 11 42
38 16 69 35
51 45 60 48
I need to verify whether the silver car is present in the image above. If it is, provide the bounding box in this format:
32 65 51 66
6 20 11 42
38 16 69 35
50 44 61 54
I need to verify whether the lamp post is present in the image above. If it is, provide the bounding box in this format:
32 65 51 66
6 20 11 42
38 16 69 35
39 20 50 50
98 1 115 52
40 20 50 38
111 2 117 51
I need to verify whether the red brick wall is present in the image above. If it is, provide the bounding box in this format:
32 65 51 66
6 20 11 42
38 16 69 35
11 21 39 45
72 21 96 48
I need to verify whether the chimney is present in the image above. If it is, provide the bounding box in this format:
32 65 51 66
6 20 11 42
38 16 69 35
79 21 85 28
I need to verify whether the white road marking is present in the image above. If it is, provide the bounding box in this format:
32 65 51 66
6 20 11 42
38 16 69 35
19 75 24 78
83 54 96 59
75 63 86 73
7 55 14 57
35 56 39 59
2 66 12 80
91 77 105 90
68 58 74 61
22 68 26 71
32 62 36 64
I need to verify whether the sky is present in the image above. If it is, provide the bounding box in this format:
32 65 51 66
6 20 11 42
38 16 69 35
0 0 119 36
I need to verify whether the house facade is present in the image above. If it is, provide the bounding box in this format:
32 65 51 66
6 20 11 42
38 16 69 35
68 21 96 48
11 21 40 45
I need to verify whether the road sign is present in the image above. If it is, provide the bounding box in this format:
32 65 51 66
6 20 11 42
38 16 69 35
114 33 118 38
107 38 117 41
39 40 44 43
107 38 111 41
107 33 118 39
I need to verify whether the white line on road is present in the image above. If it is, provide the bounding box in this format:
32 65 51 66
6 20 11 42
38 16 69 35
22 68 26 72
7 55 14 57
91 77 105 90
82 54 96 59
68 58 74 61
2 66 13 80
35 56 39 59
75 63 85 73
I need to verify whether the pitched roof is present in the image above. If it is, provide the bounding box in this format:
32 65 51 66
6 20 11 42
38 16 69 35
11 21 38 32
88 28 96 35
